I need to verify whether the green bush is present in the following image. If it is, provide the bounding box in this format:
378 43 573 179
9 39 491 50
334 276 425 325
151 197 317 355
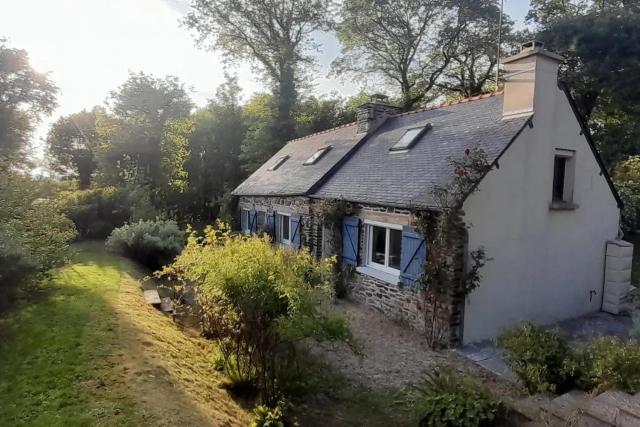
0 171 77 308
105 219 185 269
56 186 130 238
616 182 640 233
414 365 504 427
578 337 640 393
158 222 352 405
497 322 578 394
250 400 292 427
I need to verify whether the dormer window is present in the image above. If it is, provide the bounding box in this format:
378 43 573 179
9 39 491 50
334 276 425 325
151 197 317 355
390 123 432 152
303 146 332 165
268 155 289 171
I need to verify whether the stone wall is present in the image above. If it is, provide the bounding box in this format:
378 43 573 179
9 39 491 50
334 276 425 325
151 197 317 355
238 197 464 346
349 271 426 331
345 203 427 331
238 195 322 256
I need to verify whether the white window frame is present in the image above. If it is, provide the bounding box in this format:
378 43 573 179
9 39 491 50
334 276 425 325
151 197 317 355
364 220 403 276
277 212 292 244
241 208 250 234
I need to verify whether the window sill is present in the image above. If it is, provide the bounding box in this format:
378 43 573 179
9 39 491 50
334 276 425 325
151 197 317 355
356 266 400 285
549 201 578 211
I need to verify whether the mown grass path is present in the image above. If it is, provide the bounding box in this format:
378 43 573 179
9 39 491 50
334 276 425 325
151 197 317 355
0 242 249 426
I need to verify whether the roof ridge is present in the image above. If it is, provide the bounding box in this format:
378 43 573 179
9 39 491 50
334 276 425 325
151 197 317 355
392 90 504 118
284 90 503 142
288 121 357 143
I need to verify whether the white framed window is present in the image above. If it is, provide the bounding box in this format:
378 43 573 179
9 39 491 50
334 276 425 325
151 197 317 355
241 208 250 233
277 213 291 244
364 220 403 275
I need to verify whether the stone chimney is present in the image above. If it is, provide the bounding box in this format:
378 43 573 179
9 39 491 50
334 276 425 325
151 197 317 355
502 41 564 119
356 94 402 134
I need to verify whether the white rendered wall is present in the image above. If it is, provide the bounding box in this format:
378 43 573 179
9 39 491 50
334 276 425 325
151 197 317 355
461 84 620 344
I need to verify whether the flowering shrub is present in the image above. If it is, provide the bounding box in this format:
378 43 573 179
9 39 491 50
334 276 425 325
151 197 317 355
158 222 352 404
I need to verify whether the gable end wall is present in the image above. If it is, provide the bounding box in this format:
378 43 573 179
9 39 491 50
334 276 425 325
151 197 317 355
461 85 620 344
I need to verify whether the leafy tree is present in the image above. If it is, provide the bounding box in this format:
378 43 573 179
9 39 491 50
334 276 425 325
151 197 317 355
183 76 246 222
437 0 520 97
334 0 457 111
528 2 640 167
613 156 640 232
333 0 515 110
240 93 280 173
107 72 193 123
0 169 76 308
185 0 333 145
526 0 639 28
294 94 357 136
0 39 57 166
46 108 101 189
97 73 194 206
160 117 193 194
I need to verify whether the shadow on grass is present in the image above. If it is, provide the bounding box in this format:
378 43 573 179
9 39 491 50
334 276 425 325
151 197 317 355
0 241 249 426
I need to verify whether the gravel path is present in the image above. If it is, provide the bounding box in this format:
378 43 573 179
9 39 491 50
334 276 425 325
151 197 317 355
314 300 448 389
313 300 525 402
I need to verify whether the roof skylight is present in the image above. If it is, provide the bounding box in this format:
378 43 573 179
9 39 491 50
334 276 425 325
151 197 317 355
390 123 432 152
268 155 289 171
303 146 332 166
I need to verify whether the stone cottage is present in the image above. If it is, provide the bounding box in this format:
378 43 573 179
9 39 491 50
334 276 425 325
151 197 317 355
232 42 630 345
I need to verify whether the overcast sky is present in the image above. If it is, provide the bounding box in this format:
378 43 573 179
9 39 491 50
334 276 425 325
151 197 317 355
1 0 531 161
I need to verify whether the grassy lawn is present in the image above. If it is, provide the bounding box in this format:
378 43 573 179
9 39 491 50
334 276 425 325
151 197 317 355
0 241 248 426
0 241 417 426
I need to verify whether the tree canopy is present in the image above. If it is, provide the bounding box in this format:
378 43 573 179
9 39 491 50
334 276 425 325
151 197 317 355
46 108 101 189
0 39 57 167
185 0 334 145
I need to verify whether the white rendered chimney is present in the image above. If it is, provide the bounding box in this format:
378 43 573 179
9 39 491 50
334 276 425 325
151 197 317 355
502 41 564 119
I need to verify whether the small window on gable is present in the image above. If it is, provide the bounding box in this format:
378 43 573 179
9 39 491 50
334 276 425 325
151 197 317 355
268 155 289 171
303 146 332 165
390 123 432 151
551 149 576 208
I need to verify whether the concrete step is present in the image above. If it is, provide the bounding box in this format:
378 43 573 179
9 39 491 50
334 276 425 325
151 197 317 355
510 395 549 421
542 390 589 423
580 396 619 425
594 391 640 426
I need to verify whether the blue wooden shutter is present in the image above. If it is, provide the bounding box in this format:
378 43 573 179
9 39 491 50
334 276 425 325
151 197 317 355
249 210 258 234
399 226 427 287
265 211 276 238
290 214 301 249
342 216 360 265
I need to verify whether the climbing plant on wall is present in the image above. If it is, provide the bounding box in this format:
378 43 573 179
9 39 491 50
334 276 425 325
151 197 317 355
317 198 353 298
415 148 491 348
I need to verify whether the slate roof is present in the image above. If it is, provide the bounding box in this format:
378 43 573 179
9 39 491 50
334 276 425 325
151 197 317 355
314 94 530 208
232 122 364 196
